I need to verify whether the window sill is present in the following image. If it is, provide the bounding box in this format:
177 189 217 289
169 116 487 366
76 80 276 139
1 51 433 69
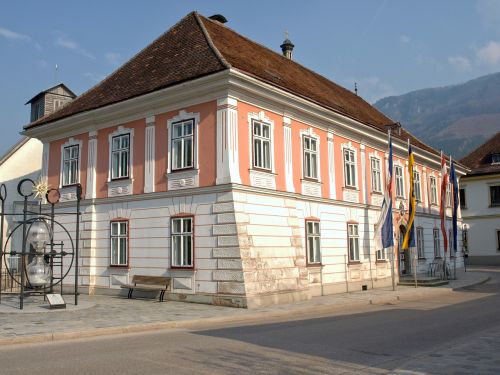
249 168 276 175
109 265 129 269
170 266 195 271
418 257 427 261
348 261 361 266
375 259 387 263
343 186 359 191
302 177 321 183
109 177 132 183
306 263 322 268
371 191 383 196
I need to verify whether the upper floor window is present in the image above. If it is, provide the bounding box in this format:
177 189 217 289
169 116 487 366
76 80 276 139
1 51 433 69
171 217 193 268
490 185 500 206
344 149 356 188
110 220 128 267
252 120 271 170
171 119 194 171
306 220 321 264
459 188 466 209
62 145 79 186
371 157 382 193
303 136 318 180
433 228 441 258
111 134 130 179
348 223 360 262
492 153 500 165
413 170 421 201
446 183 452 207
417 227 425 259
430 176 438 205
395 165 404 198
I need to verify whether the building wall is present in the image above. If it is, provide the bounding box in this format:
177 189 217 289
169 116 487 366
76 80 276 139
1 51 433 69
461 175 500 264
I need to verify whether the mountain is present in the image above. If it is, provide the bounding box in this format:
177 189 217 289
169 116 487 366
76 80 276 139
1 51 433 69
374 72 500 159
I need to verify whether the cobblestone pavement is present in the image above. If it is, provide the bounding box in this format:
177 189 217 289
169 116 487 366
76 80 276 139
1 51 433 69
0 269 491 344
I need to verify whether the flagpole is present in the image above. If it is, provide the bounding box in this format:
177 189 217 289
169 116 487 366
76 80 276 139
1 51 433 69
409 139 418 288
390 246 396 291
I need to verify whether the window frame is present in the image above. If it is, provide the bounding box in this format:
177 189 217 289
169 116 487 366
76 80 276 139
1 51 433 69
395 165 405 198
110 219 129 267
416 227 425 259
370 157 382 193
430 176 438 205
490 185 500 207
60 138 82 188
170 215 194 269
305 219 321 265
446 182 452 207
170 118 195 172
303 135 319 180
459 188 466 209
413 169 421 202
111 133 130 180
343 148 357 188
433 228 441 259
252 119 273 171
347 223 360 262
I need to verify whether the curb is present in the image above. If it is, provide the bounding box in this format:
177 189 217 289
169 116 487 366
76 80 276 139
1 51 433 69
0 273 491 347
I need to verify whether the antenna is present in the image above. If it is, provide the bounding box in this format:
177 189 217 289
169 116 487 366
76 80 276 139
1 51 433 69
54 64 58 84
354 82 358 96
285 29 289 39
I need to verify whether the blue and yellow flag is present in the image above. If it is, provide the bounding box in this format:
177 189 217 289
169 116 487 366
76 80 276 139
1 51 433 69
402 141 416 249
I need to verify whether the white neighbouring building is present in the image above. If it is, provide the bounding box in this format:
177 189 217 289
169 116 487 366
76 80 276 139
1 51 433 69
21 12 468 308
460 131 500 265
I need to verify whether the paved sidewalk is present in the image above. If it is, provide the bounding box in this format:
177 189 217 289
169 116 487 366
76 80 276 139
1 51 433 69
0 269 491 345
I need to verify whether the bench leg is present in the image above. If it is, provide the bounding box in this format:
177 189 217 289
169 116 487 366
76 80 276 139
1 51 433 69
159 290 165 302
128 289 133 299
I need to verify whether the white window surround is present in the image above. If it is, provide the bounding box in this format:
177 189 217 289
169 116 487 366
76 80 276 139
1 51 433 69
166 110 200 190
107 126 134 197
248 111 275 173
108 126 134 182
429 174 438 205
300 128 321 181
413 169 422 202
394 163 405 198
341 142 358 190
59 137 82 188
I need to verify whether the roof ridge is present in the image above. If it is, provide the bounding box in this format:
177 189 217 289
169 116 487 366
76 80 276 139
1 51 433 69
194 12 231 69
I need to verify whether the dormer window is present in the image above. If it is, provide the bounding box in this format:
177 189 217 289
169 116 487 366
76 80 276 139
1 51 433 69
492 153 500 165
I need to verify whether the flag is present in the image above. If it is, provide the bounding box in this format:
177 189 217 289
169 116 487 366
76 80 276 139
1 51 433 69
374 131 394 250
449 157 458 253
402 140 416 249
440 151 449 252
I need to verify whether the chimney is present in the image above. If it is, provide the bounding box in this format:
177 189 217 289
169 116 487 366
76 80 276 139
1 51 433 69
280 31 294 60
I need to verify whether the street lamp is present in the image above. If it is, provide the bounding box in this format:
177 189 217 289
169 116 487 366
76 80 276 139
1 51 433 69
26 219 52 287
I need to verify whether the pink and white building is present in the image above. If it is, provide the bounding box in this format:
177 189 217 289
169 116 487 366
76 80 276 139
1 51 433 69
22 12 467 307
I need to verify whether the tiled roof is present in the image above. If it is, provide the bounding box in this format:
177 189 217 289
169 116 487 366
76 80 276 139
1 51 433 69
460 131 500 176
23 12 441 158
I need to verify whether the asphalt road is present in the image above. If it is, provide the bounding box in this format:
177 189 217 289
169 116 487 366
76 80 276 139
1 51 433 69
0 269 499 375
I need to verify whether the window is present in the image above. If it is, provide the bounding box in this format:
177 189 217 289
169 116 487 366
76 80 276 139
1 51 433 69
111 134 130 179
171 217 193 268
252 120 271 170
303 136 318 179
62 145 79 186
348 223 360 262
344 149 356 188
171 119 194 170
306 220 321 264
395 165 404 198
449 228 454 256
413 170 421 201
417 227 425 259
492 153 500 165
446 183 452 207
376 248 387 261
459 188 466 209
430 176 438 205
490 186 500 206
110 221 128 266
433 228 441 258
371 158 382 193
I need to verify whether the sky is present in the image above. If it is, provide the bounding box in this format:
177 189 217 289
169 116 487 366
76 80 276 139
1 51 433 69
1 0 500 155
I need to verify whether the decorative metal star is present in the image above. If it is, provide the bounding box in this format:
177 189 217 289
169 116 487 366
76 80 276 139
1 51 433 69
33 178 50 200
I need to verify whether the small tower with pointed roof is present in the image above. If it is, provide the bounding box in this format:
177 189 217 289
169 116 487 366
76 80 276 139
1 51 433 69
25 83 76 122
280 31 294 60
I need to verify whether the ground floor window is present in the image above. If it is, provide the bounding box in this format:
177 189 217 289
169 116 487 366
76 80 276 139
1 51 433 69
376 248 387 261
110 220 128 266
171 217 193 268
433 228 441 258
306 220 321 264
417 227 425 259
348 223 359 262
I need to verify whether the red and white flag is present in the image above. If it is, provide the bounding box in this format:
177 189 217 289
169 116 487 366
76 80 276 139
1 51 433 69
440 151 448 252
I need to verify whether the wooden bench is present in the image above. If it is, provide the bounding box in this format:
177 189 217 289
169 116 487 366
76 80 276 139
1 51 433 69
120 275 171 302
